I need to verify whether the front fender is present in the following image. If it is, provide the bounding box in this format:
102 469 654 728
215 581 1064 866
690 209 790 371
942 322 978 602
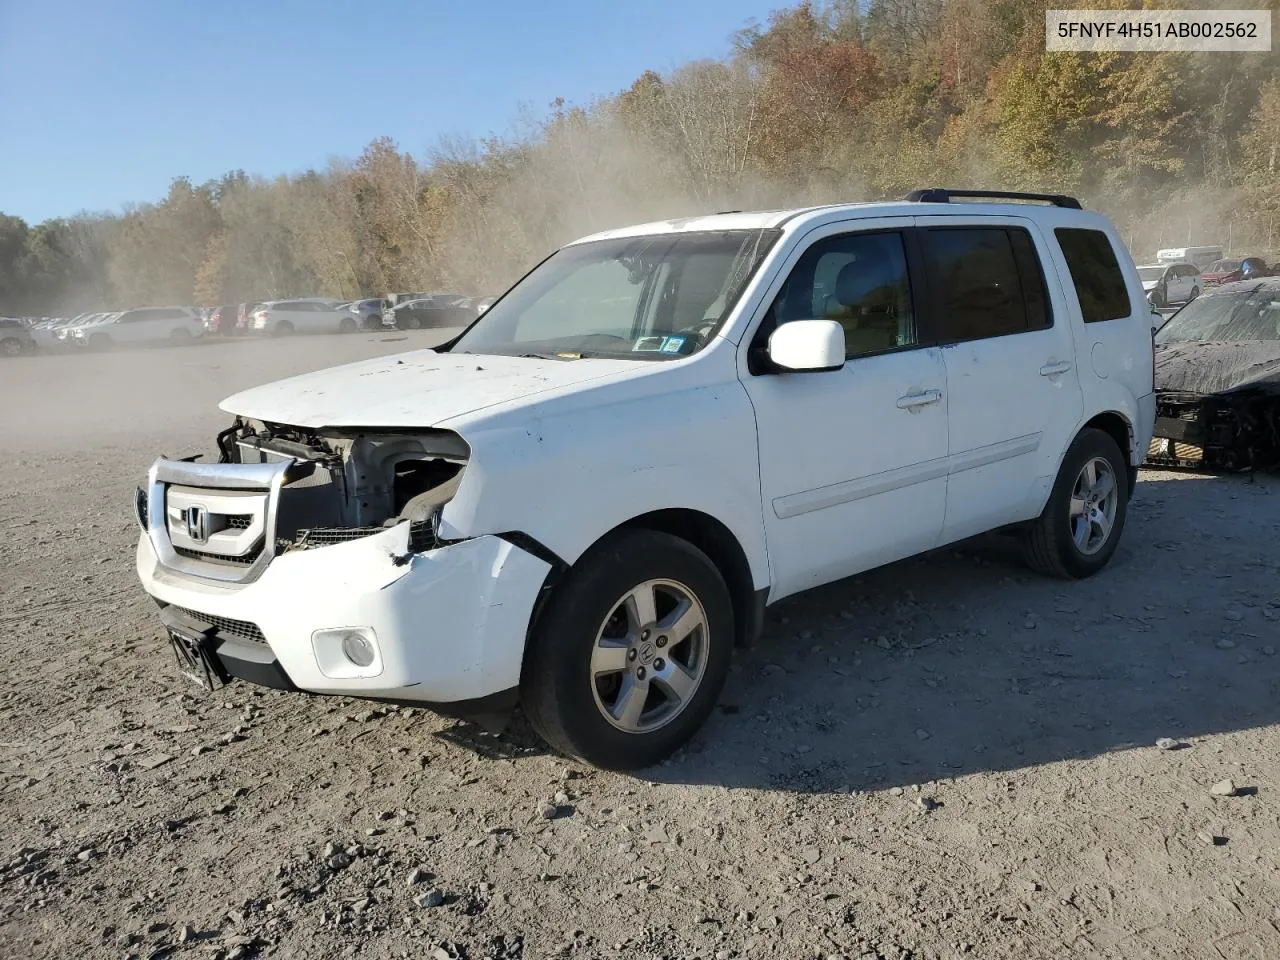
438 379 770 590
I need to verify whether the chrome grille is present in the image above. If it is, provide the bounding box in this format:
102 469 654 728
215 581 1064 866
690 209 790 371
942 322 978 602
292 526 384 547
172 606 266 644
174 545 261 566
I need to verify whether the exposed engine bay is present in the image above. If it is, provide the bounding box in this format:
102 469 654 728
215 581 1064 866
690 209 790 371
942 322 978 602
1147 338 1280 472
1147 390 1280 471
214 416 468 554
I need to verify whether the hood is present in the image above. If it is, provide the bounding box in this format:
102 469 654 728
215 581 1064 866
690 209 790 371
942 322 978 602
74 316 114 331
1155 340 1280 396
218 349 644 429
1201 271 1237 282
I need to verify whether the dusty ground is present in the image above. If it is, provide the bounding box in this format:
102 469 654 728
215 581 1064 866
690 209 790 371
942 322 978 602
2 332 1279 960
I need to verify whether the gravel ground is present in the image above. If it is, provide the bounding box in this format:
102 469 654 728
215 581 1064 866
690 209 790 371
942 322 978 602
2 332 1279 960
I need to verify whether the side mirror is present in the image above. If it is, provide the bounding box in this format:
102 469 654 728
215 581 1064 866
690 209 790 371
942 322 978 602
767 319 845 372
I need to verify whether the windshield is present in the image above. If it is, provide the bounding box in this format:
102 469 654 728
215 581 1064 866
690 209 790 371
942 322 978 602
449 228 780 360
1206 259 1242 272
1137 266 1165 281
1155 285 1280 345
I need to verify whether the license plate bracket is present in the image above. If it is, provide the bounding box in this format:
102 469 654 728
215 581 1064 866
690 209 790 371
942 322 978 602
167 625 224 692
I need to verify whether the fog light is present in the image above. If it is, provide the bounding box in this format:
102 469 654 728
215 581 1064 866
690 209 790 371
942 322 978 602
311 627 382 679
341 631 375 667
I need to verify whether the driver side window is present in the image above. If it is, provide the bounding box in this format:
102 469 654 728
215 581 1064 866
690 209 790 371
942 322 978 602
770 231 916 359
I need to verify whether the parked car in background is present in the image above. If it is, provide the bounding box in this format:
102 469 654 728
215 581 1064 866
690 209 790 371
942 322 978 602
73 306 204 348
132 188 1156 770
383 294 475 330
1200 257 1270 288
1136 261 1200 308
249 298 358 336
0 317 37 356
345 297 393 330
204 304 241 336
54 312 102 344
28 315 80 349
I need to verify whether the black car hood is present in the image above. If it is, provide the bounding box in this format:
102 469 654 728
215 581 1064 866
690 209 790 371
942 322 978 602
1155 340 1280 396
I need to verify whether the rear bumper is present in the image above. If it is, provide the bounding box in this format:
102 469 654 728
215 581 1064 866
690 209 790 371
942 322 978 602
136 524 552 705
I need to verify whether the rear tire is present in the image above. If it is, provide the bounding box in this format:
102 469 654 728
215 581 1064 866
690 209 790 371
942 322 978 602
0 337 23 358
521 529 734 771
88 333 111 351
273 320 294 337
170 328 191 342
1021 428 1129 579
339 317 357 334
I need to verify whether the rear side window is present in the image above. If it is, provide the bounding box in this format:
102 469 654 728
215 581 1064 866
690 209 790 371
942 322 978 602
922 227 1051 342
1055 228 1131 323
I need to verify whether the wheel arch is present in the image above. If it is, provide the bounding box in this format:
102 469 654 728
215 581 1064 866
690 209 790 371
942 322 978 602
1082 410 1133 463
614 508 765 649
522 508 766 652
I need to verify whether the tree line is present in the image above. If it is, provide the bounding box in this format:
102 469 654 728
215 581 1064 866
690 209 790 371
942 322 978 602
2 0 1278 317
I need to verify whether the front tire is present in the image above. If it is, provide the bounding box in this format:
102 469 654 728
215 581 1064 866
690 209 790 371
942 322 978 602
339 317 357 334
1021 428 1129 579
521 529 734 771
0 337 23 358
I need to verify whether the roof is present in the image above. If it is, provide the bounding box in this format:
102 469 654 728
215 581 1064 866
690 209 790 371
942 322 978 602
567 199 1111 246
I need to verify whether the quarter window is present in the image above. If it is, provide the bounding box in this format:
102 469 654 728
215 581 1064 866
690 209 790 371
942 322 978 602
1054 228 1131 323
922 227 1051 342
769 231 916 359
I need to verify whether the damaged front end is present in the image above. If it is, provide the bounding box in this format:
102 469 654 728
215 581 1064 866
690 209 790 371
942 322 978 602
1147 390 1280 471
138 416 469 582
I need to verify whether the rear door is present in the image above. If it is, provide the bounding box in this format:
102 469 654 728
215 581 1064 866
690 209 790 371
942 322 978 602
916 216 1084 544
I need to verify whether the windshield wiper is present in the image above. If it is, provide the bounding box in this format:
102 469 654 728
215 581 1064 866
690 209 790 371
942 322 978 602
518 351 580 361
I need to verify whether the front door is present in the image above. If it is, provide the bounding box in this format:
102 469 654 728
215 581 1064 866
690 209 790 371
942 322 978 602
914 216 1084 544
741 219 949 601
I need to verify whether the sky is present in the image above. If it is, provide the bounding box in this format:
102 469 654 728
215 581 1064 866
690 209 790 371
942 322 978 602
0 0 785 225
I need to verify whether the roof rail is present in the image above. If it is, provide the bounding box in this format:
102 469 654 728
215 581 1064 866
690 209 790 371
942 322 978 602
904 188 1083 210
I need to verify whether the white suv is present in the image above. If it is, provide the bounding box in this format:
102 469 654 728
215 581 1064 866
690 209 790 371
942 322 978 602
249 298 355 336
74 306 203 347
133 189 1157 771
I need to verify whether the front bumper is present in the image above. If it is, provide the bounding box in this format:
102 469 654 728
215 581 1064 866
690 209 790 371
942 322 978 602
136 523 552 705
1146 390 1280 471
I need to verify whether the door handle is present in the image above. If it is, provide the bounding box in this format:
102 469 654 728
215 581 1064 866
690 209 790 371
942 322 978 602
1039 360 1073 377
896 389 942 410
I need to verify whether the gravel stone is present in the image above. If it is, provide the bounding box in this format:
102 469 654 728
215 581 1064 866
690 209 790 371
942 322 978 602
415 888 445 908
1210 779 1238 797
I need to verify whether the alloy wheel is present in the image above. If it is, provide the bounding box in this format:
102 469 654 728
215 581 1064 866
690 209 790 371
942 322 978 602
1069 456 1119 555
589 578 708 734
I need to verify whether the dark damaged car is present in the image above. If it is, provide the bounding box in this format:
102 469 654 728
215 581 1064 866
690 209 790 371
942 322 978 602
1147 277 1280 471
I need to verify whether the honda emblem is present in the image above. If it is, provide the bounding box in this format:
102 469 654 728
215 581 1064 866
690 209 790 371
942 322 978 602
184 505 209 543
